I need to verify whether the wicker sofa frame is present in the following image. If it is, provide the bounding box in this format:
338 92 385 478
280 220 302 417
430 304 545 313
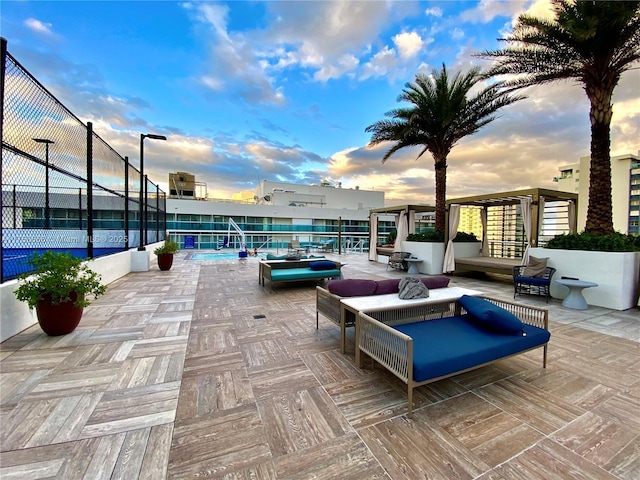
513 266 556 303
356 297 549 417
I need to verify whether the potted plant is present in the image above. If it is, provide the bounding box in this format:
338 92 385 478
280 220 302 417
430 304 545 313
154 240 179 271
14 251 107 336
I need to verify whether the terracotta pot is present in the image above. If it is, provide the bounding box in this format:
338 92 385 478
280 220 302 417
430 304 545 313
35 292 84 336
157 253 174 271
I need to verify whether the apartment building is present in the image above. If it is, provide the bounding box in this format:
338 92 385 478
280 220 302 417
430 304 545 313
555 152 640 234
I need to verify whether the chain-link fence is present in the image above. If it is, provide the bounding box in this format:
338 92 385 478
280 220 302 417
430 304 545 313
1 38 166 282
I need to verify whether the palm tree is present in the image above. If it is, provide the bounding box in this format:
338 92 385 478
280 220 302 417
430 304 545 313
478 0 640 235
365 64 522 232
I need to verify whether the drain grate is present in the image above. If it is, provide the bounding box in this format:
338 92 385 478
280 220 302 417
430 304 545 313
253 314 266 319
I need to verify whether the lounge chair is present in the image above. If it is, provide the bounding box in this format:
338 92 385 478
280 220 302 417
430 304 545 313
512 265 556 302
387 252 411 271
318 240 334 252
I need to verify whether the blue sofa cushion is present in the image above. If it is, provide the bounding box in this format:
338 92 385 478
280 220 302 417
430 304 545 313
271 268 340 281
309 260 337 271
514 276 550 286
458 295 524 336
266 253 287 260
395 316 550 382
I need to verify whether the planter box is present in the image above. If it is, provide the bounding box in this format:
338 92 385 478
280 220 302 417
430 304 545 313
530 247 640 310
399 241 482 275
401 241 445 275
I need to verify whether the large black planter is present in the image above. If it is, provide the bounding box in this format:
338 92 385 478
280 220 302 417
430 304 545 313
157 253 174 271
36 292 84 336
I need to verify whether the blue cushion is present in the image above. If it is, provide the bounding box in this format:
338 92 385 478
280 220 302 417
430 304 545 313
458 295 524 335
309 260 337 271
515 276 550 286
395 316 550 382
271 268 341 281
266 253 287 260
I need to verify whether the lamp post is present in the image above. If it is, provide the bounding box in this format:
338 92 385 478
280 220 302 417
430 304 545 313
138 133 166 250
33 138 54 229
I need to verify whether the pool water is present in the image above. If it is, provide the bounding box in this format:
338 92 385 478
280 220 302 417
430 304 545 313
189 252 264 260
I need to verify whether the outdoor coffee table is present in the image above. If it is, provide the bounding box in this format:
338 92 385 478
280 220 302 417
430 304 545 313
339 286 483 356
556 278 598 310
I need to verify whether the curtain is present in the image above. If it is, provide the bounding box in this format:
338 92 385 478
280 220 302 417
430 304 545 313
538 196 545 246
368 213 378 261
520 197 532 265
443 204 460 272
480 207 489 256
408 210 416 234
568 200 576 234
393 211 408 252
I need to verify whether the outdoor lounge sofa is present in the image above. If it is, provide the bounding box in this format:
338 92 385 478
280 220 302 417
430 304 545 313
357 295 550 416
260 258 342 290
316 276 452 352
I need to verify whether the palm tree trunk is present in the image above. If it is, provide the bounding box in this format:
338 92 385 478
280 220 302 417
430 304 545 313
584 85 615 235
434 155 447 232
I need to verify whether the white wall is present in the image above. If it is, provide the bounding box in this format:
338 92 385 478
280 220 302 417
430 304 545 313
0 242 164 343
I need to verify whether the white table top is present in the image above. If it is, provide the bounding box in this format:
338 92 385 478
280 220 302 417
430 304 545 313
556 279 598 288
340 286 483 313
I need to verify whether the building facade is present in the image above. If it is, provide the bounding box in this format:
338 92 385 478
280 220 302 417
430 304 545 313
166 178 388 251
555 152 640 234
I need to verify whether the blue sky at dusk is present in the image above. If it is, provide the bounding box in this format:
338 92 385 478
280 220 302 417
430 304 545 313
2 0 638 204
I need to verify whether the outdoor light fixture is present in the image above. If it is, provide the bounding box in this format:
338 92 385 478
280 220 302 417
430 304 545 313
33 138 55 229
138 133 167 250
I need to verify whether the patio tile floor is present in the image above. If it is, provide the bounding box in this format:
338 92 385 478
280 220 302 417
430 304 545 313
1 252 638 479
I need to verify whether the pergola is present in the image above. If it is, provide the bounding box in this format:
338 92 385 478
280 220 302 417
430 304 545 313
444 188 579 274
368 205 436 261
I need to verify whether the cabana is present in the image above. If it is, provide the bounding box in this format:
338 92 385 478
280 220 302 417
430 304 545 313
444 188 578 275
368 205 436 261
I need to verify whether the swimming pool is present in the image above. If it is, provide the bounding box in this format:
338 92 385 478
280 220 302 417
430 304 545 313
188 252 264 260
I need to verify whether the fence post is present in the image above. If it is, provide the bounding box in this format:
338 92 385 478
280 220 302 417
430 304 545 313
78 188 82 229
124 156 129 250
156 183 160 242
86 122 94 258
1 37 7 282
143 174 148 247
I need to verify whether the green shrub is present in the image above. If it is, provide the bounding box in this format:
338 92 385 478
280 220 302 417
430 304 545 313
545 232 640 252
405 231 478 242
406 231 444 242
14 251 106 309
453 231 479 242
154 240 179 254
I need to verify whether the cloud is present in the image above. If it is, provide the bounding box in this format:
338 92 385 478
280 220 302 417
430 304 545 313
24 18 54 36
425 7 443 18
393 31 424 60
459 0 530 24
189 3 286 106
359 46 397 81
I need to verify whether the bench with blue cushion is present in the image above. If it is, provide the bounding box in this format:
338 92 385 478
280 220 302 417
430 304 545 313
357 295 550 416
261 259 342 291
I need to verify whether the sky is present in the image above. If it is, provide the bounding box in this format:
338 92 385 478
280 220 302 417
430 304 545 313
1 0 638 206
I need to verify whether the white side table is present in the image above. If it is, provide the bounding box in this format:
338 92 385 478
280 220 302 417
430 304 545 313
556 279 598 310
405 258 423 275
